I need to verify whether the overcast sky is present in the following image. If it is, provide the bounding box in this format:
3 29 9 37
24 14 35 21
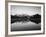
11 5 41 16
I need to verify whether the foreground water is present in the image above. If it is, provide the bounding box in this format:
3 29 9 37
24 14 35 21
11 21 41 31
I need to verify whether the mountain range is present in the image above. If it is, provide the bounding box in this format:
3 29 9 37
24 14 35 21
11 14 41 24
